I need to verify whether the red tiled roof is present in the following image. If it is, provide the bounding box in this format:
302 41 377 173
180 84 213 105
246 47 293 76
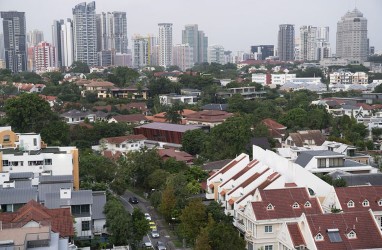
251 187 322 220
103 150 122 161
85 80 115 88
355 103 373 110
102 134 146 144
256 172 281 189
285 183 298 187
0 200 74 237
289 130 326 147
208 155 247 181
184 110 234 123
111 114 148 123
262 118 286 130
287 223 306 248
335 186 382 212
157 148 194 162
306 211 382 250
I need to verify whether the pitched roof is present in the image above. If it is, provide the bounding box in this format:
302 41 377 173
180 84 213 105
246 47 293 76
44 190 93 209
102 134 146 144
0 188 38 204
335 186 382 212
184 110 234 122
208 154 247 181
0 200 74 237
135 122 202 133
295 150 343 167
251 187 322 220
287 223 306 248
110 114 148 123
201 104 228 111
158 148 194 162
289 130 326 147
202 159 233 172
92 191 106 220
84 80 115 88
339 173 382 186
306 211 382 250
262 118 287 130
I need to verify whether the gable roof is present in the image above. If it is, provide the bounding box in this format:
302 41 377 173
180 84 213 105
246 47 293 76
289 130 326 147
0 200 74 237
184 110 233 122
251 187 322 220
135 122 202 133
102 134 146 144
0 187 38 204
157 148 194 162
335 186 382 212
208 154 247 181
295 150 343 167
262 118 287 130
202 159 233 172
306 211 382 250
92 191 106 220
339 173 382 186
287 223 306 248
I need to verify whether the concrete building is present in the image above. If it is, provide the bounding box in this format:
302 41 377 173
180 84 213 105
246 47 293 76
27 30 44 47
58 19 74 67
34 42 56 73
271 73 296 85
182 24 208 63
208 44 225 64
0 11 27 72
278 24 295 61
250 45 274 60
159 93 198 106
72 1 97 66
52 20 64 68
172 44 194 71
336 8 368 63
132 34 156 68
158 23 173 68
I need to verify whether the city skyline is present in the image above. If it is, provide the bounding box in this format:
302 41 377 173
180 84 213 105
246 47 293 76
1 0 381 54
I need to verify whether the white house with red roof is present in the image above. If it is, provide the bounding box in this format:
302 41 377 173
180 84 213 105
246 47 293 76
92 134 147 154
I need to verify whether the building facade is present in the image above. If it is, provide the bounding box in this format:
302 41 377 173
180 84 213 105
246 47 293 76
278 24 295 61
158 23 173 68
34 42 56 72
132 34 156 68
1 11 27 72
250 45 274 60
182 24 208 64
172 44 194 71
336 8 368 63
208 45 225 64
72 1 97 66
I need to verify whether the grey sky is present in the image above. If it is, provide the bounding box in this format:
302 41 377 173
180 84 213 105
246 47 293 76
1 0 381 53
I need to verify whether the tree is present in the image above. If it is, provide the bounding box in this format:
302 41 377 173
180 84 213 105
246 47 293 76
253 123 270 138
165 101 184 124
208 222 246 250
107 67 139 87
40 120 70 146
104 197 130 246
182 129 207 155
79 152 117 183
4 93 56 133
280 108 308 130
69 61 90 73
203 115 253 160
159 185 177 222
179 199 207 244
147 169 169 190
206 201 232 223
42 71 63 84
129 208 150 248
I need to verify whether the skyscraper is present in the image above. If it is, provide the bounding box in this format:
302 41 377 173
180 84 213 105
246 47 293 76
132 34 156 68
61 19 74 67
299 26 318 61
72 1 97 66
52 20 64 67
336 8 368 63
172 44 194 71
1 11 27 72
96 12 128 54
250 45 274 60
0 33 4 60
182 24 208 64
158 23 173 68
208 45 225 64
278 24 295 61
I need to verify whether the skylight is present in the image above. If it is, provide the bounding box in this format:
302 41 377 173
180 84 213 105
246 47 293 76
327 229 342 243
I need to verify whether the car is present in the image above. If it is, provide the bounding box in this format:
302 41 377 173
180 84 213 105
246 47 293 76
156 241 166 250
145 213 152 221
128 196 139 204
149 221 157 230
142 241 153 248
151 230 160 238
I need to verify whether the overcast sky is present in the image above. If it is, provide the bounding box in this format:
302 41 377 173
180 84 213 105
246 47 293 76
1 0 381 53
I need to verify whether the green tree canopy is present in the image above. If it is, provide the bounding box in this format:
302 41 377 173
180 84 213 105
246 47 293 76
69 61 90 73
182 129 208 155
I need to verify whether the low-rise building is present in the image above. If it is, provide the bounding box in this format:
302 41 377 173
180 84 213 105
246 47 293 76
159 93 198 106
184 110 233 128
157 148 194 164
92 134 147 153
217 87 266 100
108 114 149 125
283 130 326 148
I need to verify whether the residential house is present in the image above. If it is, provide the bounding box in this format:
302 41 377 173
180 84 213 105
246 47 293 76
159 94 198 106
14 83 46 93
327 171 382 186
0 187 38 212
262 118 286 144
283 130 326 148
0 200 74 250
217 87 266 100
108 114 149 125
180 88 202 97
294 150 376 174
184 110 234 128
93 102 149 115
60 109 108 124
92 134 147 153
145 109 196 124
80 80 115 98
157 148 194 164
110 86 149 100
39 94 59 108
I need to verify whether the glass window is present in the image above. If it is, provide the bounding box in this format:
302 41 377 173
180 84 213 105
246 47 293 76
81 221 90 231
315 233 323 241
362 200 369 207
264 245 273 250
44 159 52 165
3 135 10 142
33 138 37 146
266 204 273 210
292 202 299 208
318 158 326 168
265 225 272 233
347 200 354 207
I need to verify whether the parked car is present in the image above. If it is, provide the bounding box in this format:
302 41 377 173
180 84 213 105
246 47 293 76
151 230 160 238
145 213 152 221
129 196 139 204
156 241 166 250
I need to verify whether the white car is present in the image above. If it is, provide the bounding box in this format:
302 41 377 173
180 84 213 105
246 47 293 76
145 213 152 221
142 241 153 248
151 230 160 238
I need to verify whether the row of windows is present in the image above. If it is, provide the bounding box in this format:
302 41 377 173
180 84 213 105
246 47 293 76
3 159 52 166
347 199 382 207
116 143 139 148
266 201 311 210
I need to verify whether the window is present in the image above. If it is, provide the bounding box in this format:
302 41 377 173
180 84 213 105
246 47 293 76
266 203 274 210
33 138 37 146
378 199 382 206
292 202 299 208
362 199 369 207
265 225 273 233
304 201 311 208
327 229 342 243
116 144 120 148
347 200 354 208
3 135 10 142
264 245 273 250
318 158 326 168
347 230 356 239
2 160 9 166
315 233 324 241
329 158 344 167
44 159 52 165
81 221 90 231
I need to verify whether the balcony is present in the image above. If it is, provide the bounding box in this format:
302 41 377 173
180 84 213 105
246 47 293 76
234 218 246 233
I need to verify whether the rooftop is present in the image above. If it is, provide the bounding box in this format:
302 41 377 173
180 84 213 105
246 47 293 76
135 122 202 133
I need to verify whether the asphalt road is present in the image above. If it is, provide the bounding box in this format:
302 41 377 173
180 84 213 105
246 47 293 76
120 189 175 250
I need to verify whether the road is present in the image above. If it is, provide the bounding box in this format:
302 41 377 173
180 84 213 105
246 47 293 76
120 189 175 250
